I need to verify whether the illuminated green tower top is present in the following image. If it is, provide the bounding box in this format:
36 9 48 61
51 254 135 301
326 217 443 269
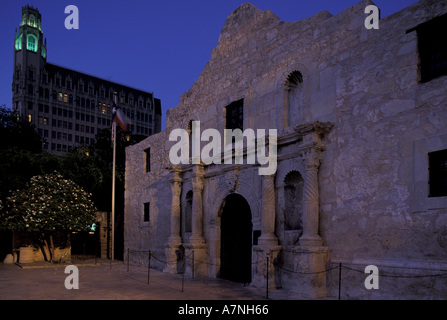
14 5 46 58
12 5 47 116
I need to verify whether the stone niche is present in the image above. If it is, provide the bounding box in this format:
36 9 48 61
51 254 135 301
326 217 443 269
251 121 333 298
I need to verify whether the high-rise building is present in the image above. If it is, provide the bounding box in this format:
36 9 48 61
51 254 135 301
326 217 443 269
12 5 162 155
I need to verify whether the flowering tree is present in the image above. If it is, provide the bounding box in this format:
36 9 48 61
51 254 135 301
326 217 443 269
0 172 97 260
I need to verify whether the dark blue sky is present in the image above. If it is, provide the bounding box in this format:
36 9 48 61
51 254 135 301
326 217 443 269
1 0 419 130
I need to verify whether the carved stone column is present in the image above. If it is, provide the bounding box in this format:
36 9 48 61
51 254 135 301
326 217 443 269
185 164 208 278
300 154 323 247
164 166 183 274
258 174 279 246
190 164 205 245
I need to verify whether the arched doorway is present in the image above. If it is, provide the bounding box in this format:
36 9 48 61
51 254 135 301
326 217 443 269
220 193 253 283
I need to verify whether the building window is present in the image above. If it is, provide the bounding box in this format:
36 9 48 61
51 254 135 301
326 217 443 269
225 99 244 131
429 149 447 197
144 148 151 173
143 202 150 222
417 13 447 83
15 34 22 51
26 35 37 52
28 15 36 27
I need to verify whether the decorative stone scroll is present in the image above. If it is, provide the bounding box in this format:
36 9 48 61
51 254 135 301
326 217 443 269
295 122 333 247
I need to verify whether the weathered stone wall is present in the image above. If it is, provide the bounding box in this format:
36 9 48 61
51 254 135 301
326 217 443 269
125 0 447 298
317 0 447 299
125 130 171 270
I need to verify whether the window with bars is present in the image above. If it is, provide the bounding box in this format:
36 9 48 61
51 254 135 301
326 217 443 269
416 13 447 83
225 99 244 131
429 149 447 197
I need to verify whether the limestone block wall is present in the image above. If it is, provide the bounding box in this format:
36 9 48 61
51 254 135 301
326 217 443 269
125 130 173 270
317 0 447 298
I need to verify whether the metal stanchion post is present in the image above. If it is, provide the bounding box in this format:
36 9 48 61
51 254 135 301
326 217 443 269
127 248 130 272
147 250 151 285
266 256 269 299
338 263 342 300
181 252 185 292
192 250 195 279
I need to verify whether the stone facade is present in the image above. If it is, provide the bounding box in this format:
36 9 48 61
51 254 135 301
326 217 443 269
125 0 447 299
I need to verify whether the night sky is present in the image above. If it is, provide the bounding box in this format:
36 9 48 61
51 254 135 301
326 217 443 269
1 0 419 130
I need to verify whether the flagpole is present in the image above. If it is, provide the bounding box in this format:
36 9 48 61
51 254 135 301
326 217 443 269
111 121 116 261
111 100 117 261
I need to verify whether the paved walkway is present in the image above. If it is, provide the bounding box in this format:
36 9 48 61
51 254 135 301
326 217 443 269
0 260 299 300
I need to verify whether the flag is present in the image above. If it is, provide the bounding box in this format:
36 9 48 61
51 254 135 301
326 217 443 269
112 106 128 131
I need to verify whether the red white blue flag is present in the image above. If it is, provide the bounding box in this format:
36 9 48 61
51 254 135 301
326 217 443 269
112 106 128 131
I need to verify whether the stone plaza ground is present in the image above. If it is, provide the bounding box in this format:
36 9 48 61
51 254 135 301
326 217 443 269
0 260 299 301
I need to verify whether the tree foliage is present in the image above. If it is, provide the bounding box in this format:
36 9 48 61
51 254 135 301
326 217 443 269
0 105 146 247
0 105 43 153
0 172 97 233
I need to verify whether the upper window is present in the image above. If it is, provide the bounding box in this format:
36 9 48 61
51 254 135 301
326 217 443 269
15 34 22 51
144 148 151 173
429 149 447 197
26 35 37 52
28 15 36 28
225 99 244 131
416 13 447 83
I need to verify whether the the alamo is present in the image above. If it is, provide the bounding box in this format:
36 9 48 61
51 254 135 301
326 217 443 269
124 0 447 299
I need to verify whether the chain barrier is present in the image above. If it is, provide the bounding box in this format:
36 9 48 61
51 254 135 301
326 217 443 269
124 248 447 299
339 264 447 279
